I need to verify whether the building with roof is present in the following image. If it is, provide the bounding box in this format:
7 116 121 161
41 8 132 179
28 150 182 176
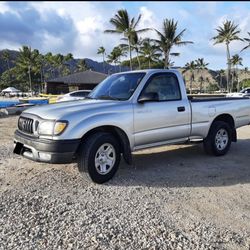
45 70 108 94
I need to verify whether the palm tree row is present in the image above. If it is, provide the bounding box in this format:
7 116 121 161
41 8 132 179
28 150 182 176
212 20 242 92
101 9 193 71
211 20 250 92
0 46 75 92
231 54 243 92
183 58 209 93
101 9 250 93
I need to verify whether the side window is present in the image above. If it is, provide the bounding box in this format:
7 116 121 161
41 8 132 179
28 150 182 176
71 92 87 97
143 73 181 101
77 92 89 97
70 92 78 97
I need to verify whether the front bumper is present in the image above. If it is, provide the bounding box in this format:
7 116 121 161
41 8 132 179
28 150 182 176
13 130 81 164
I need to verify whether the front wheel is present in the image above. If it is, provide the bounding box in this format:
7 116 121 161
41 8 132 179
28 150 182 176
77 132 121 184
203 121 232 156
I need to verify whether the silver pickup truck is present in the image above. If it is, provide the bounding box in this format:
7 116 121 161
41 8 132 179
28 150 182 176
14 69 250 183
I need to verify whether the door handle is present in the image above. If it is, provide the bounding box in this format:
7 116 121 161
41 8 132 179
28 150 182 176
177 106 185 112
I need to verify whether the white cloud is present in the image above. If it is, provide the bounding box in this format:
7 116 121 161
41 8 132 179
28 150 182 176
1 1 250 69
137 6 159 40
29 1 124 60
42 32 65 53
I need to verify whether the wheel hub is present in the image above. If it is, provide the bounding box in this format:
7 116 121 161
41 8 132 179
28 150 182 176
215 128 228 150
95 143 116 175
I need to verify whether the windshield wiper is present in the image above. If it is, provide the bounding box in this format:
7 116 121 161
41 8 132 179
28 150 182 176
97 95 122 100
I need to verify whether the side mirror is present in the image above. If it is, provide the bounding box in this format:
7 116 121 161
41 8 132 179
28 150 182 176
138 92 159 103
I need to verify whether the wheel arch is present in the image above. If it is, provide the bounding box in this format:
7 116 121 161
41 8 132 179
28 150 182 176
211 114 236 142
78 125 132 164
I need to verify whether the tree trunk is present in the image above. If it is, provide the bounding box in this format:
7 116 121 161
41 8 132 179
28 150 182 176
190 73 193 95
102 53 105 73
149 59 151 69
40 67 43 93
136 50 141 69
164 51 169 69
226 43 231 92
231 68 234 91
220 75 222 91
119 56 121 72
236 65 239 92
128 40 132 70
28 66 32 96
200 78 202 93
42 66 45 93
244 71 247 89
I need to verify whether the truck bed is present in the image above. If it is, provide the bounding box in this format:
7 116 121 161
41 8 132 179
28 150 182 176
188 96 249 102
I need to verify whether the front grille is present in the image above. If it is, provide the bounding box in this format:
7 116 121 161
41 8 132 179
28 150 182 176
18 117 34 134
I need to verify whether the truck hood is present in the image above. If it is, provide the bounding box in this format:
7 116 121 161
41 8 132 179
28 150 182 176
23 99 125 120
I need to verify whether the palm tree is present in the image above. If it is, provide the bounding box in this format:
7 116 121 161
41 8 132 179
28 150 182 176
218 69 225 90
110 46 127 72
36 54 46 92
54 54 65 77
231 54 243 91
44 52 55 79
130 34 143 69
107 48 119 72
116 46 127 72
154 18 193 68
140 38 161 69
120 34 143 69
104 9 150 70
52 53 73 77
16 46 40 94
76 59 89 72
183 60 197 94
243 67 248 89
63 53 74 76
195 58 209 93
97 46 106 73
212 20 242 93
241 32 250 52
2 50 11 83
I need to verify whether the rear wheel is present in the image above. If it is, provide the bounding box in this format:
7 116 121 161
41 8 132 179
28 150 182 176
203 121 232 156
77 132 121 183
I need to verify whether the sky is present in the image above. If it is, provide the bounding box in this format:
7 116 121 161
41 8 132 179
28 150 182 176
0 1 250 70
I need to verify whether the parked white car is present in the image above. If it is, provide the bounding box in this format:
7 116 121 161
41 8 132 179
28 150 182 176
226 87 250 98
56 90 91 103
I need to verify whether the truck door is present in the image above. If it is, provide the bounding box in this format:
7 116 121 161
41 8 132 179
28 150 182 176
133 72 191 147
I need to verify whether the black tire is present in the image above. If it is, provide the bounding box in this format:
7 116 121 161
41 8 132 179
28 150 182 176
203 121 232 156
77 132 121 184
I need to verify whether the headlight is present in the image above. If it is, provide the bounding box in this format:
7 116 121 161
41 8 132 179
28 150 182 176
38 121 68 136
38 121 54 135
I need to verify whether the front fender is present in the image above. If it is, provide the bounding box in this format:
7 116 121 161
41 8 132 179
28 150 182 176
54 112 134 149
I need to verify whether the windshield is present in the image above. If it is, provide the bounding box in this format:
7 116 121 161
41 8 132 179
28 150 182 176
88 72 146 100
